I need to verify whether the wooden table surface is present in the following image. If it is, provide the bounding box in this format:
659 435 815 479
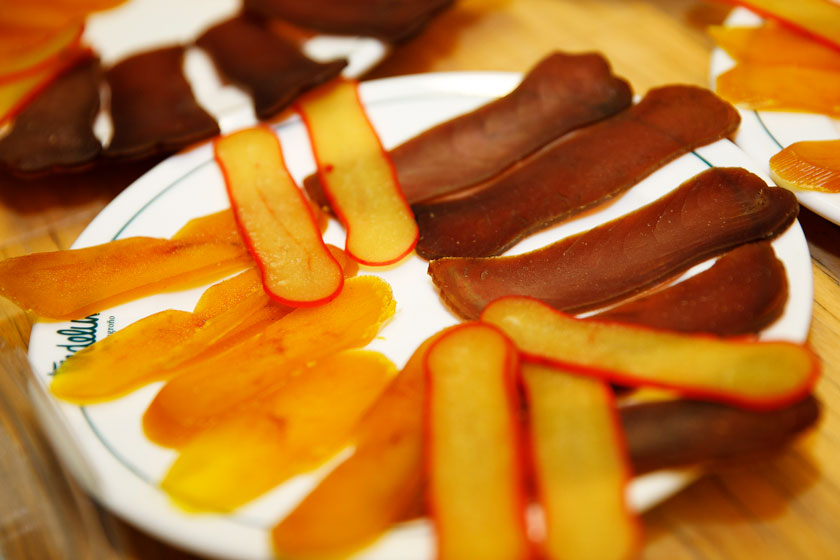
1 0 839 558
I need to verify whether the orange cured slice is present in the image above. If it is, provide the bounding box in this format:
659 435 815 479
715 63 840 118
770 139 840 194
709 22 840 70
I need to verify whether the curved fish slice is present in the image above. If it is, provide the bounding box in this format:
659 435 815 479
413 85 740 259
196 16 347 121
105 46 219 160
429 167 798 320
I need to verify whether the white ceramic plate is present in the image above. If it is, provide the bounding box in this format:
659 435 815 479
27 72 813 560
708 6 840 225
83 0 388 135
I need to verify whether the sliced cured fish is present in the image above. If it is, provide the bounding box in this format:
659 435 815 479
304 51 632 207
196 16 347 121
429 167 797 319
413 85 740 259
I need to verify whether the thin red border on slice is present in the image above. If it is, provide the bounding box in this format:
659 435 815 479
424 322 531 560
296 79 418 266
481 296 819 410
522 361 640 560
722 0 840 53
214 125 343 307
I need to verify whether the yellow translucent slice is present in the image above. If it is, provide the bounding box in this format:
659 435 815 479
481 296 818 410
523 362 639 560
215 126 343 306
296 79 418 266
425 323 530 560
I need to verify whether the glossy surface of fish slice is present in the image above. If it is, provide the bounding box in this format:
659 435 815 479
594 241 788 335
429 167 797 320
413 85 740 259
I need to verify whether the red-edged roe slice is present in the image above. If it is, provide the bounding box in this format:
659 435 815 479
242 0 453 42
304 51 633 207
481 296 819 411
413 85 740 259
0 53 102 174
195 16 347 121
105 46 219 160
214 126 343 307
429 167 798 320
719 0 840 52
0 0 128 30
0 40 88 128
425 323 531 560
522 362 640 560
709 21 840 69
161 350 395 512
296 79 417 266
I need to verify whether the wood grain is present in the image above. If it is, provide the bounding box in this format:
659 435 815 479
1 1 838 558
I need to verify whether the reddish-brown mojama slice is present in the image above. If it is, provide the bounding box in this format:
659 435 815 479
593 241 788 336
304 51 632 208
0 53 102 175
430 167 798 320
622 394 819 475
242 0 453 43
104 46 219 160
196 16 346 121
413 84 741 259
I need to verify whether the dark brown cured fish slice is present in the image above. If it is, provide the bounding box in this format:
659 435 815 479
196 16 347 121
429 167 798 320
105 46 219 160
0 53 102 175
593 241 788 336
243 0 453 43
413 84 741 260
623 394 819 475
303 51 633 209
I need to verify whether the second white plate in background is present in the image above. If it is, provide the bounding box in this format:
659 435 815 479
708 7 840 225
